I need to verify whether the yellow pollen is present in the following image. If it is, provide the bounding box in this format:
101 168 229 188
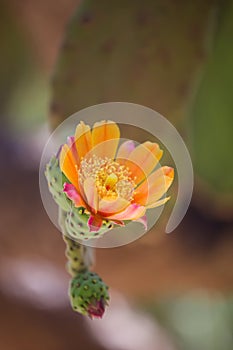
79 155 135 201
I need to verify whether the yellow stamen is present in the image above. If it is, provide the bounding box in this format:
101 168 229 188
79 155 135 201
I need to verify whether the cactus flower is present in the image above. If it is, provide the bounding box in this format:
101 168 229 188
60 120 174 233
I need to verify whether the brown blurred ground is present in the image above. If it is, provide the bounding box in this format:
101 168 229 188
0 290 105 350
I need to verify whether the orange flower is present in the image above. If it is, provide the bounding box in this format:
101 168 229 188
60 120 174 232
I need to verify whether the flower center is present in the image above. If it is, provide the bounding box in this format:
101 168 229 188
105 173 118 190
79 155 135 200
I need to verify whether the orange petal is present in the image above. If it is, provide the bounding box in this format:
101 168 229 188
67 136 80 165
91 120 120 159
98 197 130 216
75 121 92 159
134 166 174 206
123 141 163 185
83 177 98 214
59 144 78 188
106 204 146 221
117 140 135 159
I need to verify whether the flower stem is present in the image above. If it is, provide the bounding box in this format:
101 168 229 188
58 207 94 277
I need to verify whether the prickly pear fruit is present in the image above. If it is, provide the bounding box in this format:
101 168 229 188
50 0 215 129
64 206 113 240
45 155 71 211
69 270 109 318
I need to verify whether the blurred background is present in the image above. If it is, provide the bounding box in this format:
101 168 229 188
0 0 233 349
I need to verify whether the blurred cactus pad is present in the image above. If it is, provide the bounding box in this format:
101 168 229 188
50 0 233 219
50 0 215 127
188 1 233 219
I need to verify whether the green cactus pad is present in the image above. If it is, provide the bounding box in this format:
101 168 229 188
50 0 215 129
45 155 71 211
188 1 233 219
69 270 109 317
64 206 114 240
